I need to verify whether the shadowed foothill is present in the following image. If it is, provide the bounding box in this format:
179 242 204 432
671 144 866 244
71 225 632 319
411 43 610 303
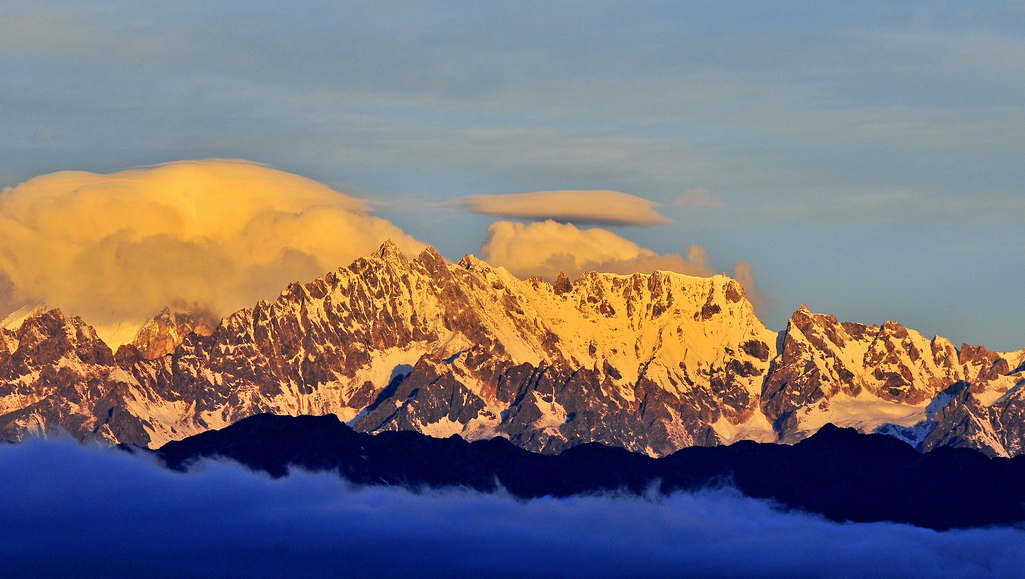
154 414 1025 531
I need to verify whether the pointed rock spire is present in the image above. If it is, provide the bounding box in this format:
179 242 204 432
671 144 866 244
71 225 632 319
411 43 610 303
416 245 446 269
372 239 408 264
553 271 572 295
457 253 489 272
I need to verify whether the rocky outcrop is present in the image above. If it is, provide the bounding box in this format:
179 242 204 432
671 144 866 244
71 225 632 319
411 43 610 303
0 308 149 444
761 305 1025 454
120 307 215 361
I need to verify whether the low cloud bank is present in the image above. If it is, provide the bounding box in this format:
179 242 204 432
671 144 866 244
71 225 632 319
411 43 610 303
1 438 1021 577
0 160 423 335
449 189 671 226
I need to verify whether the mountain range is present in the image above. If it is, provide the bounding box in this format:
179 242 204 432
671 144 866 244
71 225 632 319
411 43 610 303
2 240 1024 458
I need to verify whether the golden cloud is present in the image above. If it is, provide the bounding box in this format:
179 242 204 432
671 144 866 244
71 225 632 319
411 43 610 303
449 190 671 226
481 220 711 280
481 220 768 312
0 160 423 339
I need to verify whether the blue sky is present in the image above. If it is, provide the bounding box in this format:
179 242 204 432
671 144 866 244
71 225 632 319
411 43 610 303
2 1 1023 349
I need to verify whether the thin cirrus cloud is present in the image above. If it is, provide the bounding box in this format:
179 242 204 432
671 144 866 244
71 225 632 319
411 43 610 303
0 437 1022 577
448 190 672 226
0 159 424 341
676 187 727 208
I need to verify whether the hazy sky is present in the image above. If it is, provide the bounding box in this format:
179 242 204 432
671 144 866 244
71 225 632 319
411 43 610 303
2 1 1023 349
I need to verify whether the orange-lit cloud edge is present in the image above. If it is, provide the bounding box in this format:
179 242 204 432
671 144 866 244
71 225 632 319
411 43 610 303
446 190 672 226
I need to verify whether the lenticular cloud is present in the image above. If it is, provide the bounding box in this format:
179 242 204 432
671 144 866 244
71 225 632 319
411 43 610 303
449 189 671 226
0 160 424 335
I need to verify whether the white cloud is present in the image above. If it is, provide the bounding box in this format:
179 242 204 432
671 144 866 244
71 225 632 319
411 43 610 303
0 160 423 334
449 190 671 226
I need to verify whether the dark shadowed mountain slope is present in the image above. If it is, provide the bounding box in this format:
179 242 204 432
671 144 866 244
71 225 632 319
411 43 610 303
154 413 1025 531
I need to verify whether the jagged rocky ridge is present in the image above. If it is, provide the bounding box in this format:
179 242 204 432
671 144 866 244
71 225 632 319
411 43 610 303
1 241 1024 457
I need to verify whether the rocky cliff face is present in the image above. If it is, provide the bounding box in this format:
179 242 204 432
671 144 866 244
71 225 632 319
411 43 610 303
120 308 215 361
1 241 1023 456
0 308 149 444
763 306 1025 455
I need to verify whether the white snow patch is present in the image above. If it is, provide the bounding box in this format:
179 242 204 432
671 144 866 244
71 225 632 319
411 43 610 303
333 406 362 423
419 417 464 438
1 304 37 331
712 411 776 444
355 346 427 392
531 393 568 433
875 421 936 447
797 393 927 435
974 375 1024 406
924 388 958 416
93 318 148 349
992 378 1025 406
